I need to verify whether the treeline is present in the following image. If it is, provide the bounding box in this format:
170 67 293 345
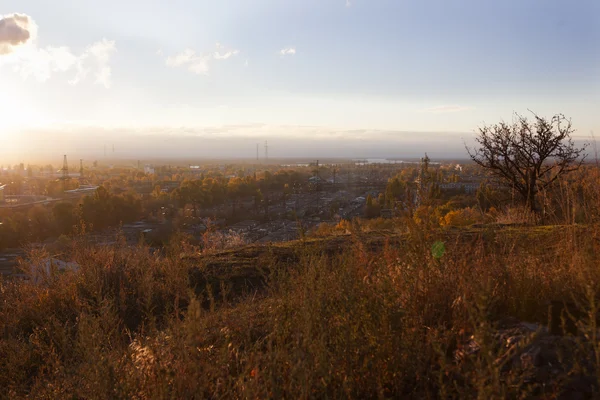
168 170 310 213
0 169 313 250
0 187 142 250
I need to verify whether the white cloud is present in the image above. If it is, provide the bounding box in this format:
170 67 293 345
213 42 239 60
14 46 76 82
95 66 112 88
279 47 296 56
187 57 210 75
166 43 240 75
423 105 474 113
166 49 210 75
88 39 115 65
166 48 195 67
345 0 352 7
0 14 116 88
87 39 116 88
214 49 239 60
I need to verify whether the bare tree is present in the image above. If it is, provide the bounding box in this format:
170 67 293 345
467 112 587 213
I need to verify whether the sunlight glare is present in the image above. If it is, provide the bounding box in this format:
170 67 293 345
0 86 30 148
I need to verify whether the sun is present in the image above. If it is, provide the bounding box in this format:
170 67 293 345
0 80 34 136
0 90 31 154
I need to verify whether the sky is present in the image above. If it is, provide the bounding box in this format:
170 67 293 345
0 0 598 161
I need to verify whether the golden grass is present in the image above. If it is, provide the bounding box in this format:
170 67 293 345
1 222 600 398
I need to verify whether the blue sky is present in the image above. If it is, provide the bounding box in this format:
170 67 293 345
0 0 598 159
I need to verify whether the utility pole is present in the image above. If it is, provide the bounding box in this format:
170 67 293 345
256 143 259 162
79 159 84 177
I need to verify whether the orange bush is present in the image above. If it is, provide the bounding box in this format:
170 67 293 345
440 207 481 227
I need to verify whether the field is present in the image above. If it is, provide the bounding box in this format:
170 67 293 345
2 221 600 398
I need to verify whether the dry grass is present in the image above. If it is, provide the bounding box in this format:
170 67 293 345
1 221 600 398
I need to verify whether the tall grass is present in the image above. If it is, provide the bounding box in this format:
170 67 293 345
1 220 600 398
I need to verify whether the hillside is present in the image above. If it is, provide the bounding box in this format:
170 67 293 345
1 224 600 398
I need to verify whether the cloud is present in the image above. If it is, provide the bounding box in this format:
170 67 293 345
87 39 117 88
95 66 112 88
0 13 37 55
0 14 116 87
166 43 240 75
279 47 296 56
423 105 474 113
166 48 195 67
213 42 239 60
213 50 239 60
166 49 209 74
345 0 352 7
15 46 77 82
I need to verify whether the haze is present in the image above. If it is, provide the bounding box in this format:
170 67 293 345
1 0 598 162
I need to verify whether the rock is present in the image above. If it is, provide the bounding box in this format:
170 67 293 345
520 345 541 369
454 319 599 394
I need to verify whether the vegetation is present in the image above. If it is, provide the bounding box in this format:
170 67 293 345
2 168 600 397
0 166 312 250
467 113 587 213
2 137 600 397
0 187 142 249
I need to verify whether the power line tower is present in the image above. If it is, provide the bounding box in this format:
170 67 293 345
59 155 70 192
417 153 431 206
60 155 69 181
264 141 268 163
79 159 89 185
420 153 430 178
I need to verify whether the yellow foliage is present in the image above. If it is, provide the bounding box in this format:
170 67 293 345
413 205 439 227
335 219 352 233
440 207 481 227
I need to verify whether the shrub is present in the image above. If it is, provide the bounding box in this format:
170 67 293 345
440 207 481 227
